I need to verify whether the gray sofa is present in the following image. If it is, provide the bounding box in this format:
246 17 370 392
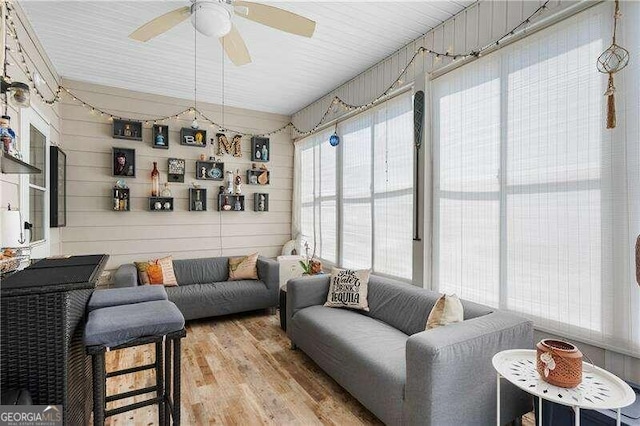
286 274 533 426
114 256 279 321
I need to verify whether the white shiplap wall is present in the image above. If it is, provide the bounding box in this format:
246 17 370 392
292 0 582 132
0 2 62 255
60 79 292 272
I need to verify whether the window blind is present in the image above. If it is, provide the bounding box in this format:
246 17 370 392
296 129 337 263
433 2 640 355
294 92 414 280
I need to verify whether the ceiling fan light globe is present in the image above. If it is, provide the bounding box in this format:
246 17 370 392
191 3 232 38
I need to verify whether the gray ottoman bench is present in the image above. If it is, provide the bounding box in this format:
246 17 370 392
85 286 186 426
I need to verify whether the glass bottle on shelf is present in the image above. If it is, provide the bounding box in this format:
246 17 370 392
161 183 172 197
194 190 203 211
222 195 231 211
151 162 160 196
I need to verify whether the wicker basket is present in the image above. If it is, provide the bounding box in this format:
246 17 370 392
0 257 20 273
536 339 583 388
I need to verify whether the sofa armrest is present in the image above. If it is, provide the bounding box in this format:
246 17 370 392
285 275 330 339
404 311 533 426
112 264 138 288
257 256 279 293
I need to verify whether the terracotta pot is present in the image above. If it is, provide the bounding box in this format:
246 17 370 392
309 259 322 275
536 339 582 388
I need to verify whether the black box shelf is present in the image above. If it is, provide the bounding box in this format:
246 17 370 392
196 161 224 181
112 188 130 211
251 136 270 162
112 119 142 141
246 169 270 185
189 188 207 211
168 158 185 183
218 194 244 211
149 197 173 211
152 124 169 149
253 193 269 212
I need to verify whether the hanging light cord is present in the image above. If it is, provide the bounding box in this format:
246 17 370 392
218 36 225 256
193 8 197 113
612 0 620 45
221 40 226 130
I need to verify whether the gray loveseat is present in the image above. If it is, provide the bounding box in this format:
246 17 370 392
286 274 533 426
114 256 279 321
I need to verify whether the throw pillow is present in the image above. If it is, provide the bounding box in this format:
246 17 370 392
228 253 259 280
147 261 164 284
133 255 178 287
324 268 370 312
426 294 464 330
134 261 152 285
156 255 178 286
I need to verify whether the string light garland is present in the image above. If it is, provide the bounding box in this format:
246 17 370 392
4 4 61 105
2 0 550 138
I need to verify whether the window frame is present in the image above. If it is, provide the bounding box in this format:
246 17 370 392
19 106 51 258
297 91 414 281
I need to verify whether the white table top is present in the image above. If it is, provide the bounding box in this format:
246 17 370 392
493 349 636 411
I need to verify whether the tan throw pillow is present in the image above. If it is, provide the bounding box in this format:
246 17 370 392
426 294 464 329
324 268 370 312
156 255 178 286
133 256 178 287
229 253 259 280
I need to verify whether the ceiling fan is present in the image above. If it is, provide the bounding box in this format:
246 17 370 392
129 0 316 66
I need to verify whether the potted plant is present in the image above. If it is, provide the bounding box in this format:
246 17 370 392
299 241 322 275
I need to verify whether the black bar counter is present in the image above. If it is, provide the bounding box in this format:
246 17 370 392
1 254 108 425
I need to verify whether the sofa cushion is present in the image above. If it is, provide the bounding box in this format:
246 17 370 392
84 300 184 348
88 285 167 312
365 275 494 335
290 305 407 425
173 257 228 285
166 280 271 320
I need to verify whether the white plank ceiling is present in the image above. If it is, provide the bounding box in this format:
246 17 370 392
21 1 472 115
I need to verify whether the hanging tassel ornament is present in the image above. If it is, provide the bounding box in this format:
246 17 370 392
596 0 629 129
605 74 616 129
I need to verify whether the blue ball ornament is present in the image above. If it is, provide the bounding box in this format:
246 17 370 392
329 133 340 147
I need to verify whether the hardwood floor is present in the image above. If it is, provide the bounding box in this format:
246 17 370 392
103 310 536 426
103 311 381 425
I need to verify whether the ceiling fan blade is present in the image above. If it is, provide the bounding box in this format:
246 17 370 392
129 6 191 42
220 24 252 66
234 1 316 38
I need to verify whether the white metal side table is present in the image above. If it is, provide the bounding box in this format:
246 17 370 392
492 349 636 426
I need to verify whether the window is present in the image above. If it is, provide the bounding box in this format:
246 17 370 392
341 95 414 278
28 125 47 243
297 129 337 263
295 93 414 280
433 3 640 355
